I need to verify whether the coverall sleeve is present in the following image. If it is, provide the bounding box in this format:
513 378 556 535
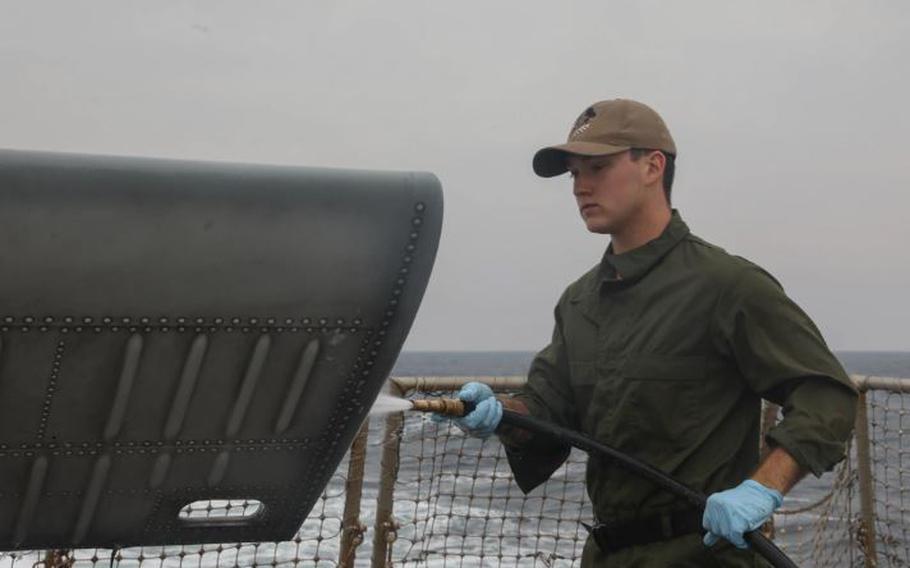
714 265 858 477
499 299 576 493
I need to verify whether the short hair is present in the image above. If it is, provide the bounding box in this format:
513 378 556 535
629 148 675 205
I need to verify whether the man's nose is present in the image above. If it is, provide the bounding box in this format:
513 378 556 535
573 178 591 196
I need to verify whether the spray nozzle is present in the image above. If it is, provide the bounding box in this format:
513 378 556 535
410 397 475 417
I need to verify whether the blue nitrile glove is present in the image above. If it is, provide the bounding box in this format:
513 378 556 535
702 479 784 549
430 382 502 438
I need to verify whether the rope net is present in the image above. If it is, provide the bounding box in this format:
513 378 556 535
387 392 591 567
867 388 910 567
1 380 907 567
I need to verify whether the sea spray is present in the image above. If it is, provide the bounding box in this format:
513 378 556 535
369 393 413 416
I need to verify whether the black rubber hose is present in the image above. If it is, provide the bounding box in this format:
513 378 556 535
498 409 799 568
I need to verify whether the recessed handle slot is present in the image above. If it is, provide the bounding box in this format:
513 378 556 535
178 499 265 527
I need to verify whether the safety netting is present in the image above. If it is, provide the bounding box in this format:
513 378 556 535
385 408 590 567
4 378 909 567
867 388 910 566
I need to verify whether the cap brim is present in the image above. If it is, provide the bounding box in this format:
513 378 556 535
532 142 631 178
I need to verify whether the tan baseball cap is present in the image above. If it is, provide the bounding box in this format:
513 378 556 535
532 98 677 178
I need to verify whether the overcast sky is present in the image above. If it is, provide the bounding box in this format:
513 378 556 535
2 1 908 352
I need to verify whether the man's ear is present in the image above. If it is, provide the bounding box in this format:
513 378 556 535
645 151 666 186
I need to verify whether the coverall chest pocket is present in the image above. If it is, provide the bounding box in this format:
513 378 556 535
622 355 706 451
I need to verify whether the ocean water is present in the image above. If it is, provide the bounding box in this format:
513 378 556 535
392 350 910 378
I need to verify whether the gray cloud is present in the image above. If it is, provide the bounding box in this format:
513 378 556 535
1 0 907 350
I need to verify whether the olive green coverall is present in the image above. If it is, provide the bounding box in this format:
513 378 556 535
501 211 858 567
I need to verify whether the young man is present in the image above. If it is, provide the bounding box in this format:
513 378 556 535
439 99 858 566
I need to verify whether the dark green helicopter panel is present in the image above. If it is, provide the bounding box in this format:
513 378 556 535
0 150 442 549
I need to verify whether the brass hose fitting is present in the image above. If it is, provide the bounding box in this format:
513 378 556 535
410 398 467 417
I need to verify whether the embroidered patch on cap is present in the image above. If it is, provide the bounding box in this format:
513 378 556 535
570 106 597 139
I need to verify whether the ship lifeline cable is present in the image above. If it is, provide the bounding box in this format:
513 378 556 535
411 397 799 568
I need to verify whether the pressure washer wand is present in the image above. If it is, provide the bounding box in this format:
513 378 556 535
411 397 468 417
411 397 799 568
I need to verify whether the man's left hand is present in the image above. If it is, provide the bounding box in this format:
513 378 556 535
702 479 783 549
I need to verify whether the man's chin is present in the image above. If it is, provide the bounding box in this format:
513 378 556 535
583 219 614 235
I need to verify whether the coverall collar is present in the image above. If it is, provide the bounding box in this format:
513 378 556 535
600 209 690 285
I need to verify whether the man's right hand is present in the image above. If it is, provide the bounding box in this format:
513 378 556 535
431 382 503 438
